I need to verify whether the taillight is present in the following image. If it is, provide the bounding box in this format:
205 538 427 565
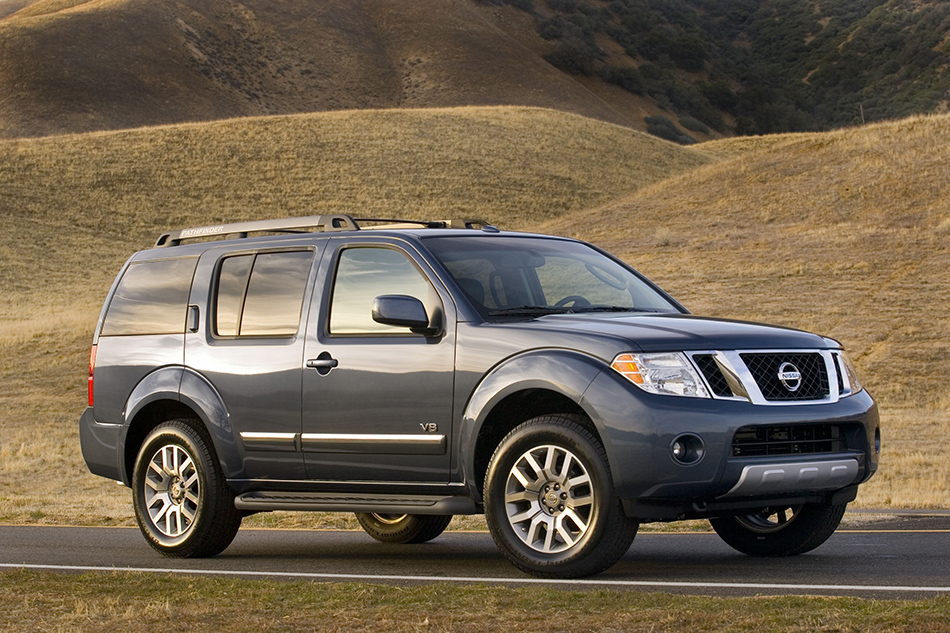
88 345 97 407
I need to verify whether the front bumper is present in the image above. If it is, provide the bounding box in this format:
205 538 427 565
581 368 880 521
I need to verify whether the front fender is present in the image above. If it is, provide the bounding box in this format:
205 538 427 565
458 349 608 496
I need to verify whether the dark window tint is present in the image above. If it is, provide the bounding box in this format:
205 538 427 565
423 236 680 317
101 258 197 336
215 251 313 337
215 256 253 337
329 247 430 334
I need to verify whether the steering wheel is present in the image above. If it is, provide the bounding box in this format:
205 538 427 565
554 295 591 308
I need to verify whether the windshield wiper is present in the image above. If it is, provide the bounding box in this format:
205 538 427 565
569 305 662 313
488 306 570 317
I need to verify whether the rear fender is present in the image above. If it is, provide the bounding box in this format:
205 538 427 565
121 367 241 483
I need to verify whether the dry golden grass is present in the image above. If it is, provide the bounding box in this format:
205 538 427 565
0 105 710 314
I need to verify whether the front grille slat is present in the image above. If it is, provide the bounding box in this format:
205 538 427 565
732 424 847 457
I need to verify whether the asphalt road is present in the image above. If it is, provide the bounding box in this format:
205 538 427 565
2 516 948 599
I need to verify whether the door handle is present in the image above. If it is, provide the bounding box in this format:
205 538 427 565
306 353 338 375
306 358 339 369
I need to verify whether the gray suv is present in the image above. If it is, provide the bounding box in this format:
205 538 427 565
80 215 880 578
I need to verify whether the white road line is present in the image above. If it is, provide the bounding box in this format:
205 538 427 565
2 563 948 594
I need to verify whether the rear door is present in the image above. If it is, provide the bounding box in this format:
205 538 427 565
301 237 456 482
185 239 322 481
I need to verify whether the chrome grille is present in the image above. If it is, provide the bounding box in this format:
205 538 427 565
693 354 732 397
739 352 829 401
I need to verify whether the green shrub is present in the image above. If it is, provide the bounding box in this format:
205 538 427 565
544 44 596 75
678 115 710 135
644 115 696 145
602 65 645 94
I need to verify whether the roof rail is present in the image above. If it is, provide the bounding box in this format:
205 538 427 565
154 215 498 247
154 215 360 247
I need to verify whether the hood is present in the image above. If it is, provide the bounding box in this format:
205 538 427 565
492 312 833 353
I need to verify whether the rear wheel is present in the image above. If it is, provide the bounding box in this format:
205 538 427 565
483 414 638 578
132 420 242 557
355 513 453 544
709 503 847 557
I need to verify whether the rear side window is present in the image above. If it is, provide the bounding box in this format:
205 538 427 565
100 258 198 336
215 250 313 337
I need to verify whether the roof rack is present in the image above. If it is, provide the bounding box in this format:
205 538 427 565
154 214 497 247
355 218 496 231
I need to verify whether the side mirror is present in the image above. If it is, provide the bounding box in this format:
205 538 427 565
372 295 439 335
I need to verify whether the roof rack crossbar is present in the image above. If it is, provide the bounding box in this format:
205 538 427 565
154 215 498 247
355 218 495 230
155 214 360 247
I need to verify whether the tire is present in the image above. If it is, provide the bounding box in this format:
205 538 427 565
355 513 453 544
131 419 243 558
709 502 847 557
483 414 638 578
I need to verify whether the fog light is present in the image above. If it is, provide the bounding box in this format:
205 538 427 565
670 434 705 465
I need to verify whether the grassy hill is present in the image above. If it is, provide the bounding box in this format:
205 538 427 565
0 106 712 524
541 112 950 507
0 107 945 523
0 106 710 310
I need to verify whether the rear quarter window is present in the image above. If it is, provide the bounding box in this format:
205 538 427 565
100 258 198 336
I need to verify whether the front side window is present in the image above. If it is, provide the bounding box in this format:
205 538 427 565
329 247 431 334
101 258 197 336
215 250 313 337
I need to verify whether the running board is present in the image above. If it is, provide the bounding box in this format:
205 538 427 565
234 491 478 515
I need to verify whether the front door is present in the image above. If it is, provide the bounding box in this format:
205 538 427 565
302 240 456 482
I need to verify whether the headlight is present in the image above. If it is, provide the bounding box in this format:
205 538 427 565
611 352 711 398
838 350 864 395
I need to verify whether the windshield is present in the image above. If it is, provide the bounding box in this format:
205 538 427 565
423 235 683 319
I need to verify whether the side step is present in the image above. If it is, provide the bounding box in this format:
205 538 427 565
234 491 478 515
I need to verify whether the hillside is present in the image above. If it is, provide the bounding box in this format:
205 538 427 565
543 113 950 407
3 0 948 143
0 0 656 139
0 108 946 521
515 0 950 136
0 105 711 315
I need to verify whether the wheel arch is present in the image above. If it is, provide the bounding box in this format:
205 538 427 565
121 367 239 485
460 350 608 500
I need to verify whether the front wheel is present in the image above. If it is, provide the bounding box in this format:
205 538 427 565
709 503 847 557
484 414 638 578
355 513 452 544
131 419 242 557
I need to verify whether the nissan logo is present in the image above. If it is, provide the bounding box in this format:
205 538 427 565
778 362 802 392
